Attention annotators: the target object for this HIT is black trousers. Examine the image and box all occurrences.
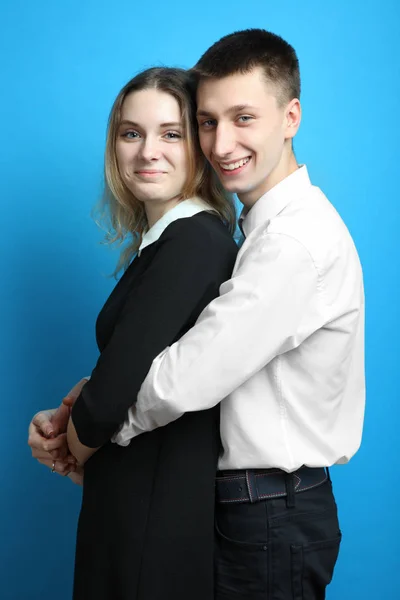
[214,474,341,599]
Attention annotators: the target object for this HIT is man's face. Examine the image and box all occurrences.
[196,67,299,206]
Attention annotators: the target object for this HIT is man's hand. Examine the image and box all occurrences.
[28,378,89,477]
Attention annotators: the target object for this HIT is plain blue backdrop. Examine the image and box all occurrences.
[1,1,399,598]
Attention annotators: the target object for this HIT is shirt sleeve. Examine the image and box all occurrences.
[121,232,324,438]
[71,218,234,447]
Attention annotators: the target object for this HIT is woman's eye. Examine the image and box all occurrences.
[121,131,140,139]
[164,131,182,140]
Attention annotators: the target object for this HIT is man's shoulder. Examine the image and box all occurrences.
[268,186,357,258]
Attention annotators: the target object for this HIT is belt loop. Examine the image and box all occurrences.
[285,473,296,508]
[245,470,259,503]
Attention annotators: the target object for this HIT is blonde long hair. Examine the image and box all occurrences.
[95,67,236,276]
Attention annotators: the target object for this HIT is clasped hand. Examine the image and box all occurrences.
[27,378,88,485]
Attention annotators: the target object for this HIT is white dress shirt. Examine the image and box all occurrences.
[114,166,365,473]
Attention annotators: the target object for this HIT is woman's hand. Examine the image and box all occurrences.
[68,465,84,486]
[28,405,77,475]
[27,377,89,478]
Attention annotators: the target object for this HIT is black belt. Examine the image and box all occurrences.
[216,466,328,504]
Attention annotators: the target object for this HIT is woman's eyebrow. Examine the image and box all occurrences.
[119,120,139,127]
[159,122,183,128]
[118,120,183,128]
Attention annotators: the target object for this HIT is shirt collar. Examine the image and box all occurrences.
[138,197,215,256]
[239,165,312,238]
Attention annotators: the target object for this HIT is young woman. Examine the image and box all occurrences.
[28,67,238,600]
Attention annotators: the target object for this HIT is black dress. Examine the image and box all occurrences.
[71,212,238,600]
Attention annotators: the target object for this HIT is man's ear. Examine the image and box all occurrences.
[285,98,301,140]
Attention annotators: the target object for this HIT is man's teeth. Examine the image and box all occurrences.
[220,157,250,171]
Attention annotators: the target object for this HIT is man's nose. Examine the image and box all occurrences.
[212,124,236,159]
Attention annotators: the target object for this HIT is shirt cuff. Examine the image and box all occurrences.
[111,408,145,446]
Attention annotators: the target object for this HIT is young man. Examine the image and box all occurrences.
[109,29,365,598]
[29,30,365,599]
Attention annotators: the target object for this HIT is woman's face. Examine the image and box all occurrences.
[116,89,189,220]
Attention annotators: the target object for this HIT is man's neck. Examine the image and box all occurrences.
[239,153,299,209]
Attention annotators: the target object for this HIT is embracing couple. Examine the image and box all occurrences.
[28,28,365,600]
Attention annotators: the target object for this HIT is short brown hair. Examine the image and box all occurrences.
[97,67,236,276]
[193,29,300,105]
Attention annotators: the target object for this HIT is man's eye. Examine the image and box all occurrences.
[238,116,253,123]
[200,119,216,129]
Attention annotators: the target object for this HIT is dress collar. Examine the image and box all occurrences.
[138,197,216,256]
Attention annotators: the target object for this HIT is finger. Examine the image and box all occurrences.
[51,404,71,437]
[55,459,76,475]
[62,396,75,408]
[55,460,71,475]
[33,432,69,453]
[67,378,88,400]
[37,458,54,469]
[31,411,56,439]
[33,449,72,466]
[49,445,75,461]
[63,378,89,407]
[68,471,84,485]
[28,416,56,450]
[38,458,74,476]
[28,425,64,453]
[68,464,84,483]
[28,425,48,450]
[67,454,77,463]
[31,448,53,460]
[49,432,69,455]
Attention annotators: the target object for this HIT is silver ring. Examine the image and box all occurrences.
[51,461,56,473]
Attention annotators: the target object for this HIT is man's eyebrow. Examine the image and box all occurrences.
[196,109,214,118]
[196,104,257,118]
[227,104,257,114]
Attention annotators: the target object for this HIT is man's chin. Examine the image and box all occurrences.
[220,180,251,195]
[211,164,255,196]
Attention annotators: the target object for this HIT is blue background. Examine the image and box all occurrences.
[1,1,399,598]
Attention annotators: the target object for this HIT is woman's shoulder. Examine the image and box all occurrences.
[159,212,237,255]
